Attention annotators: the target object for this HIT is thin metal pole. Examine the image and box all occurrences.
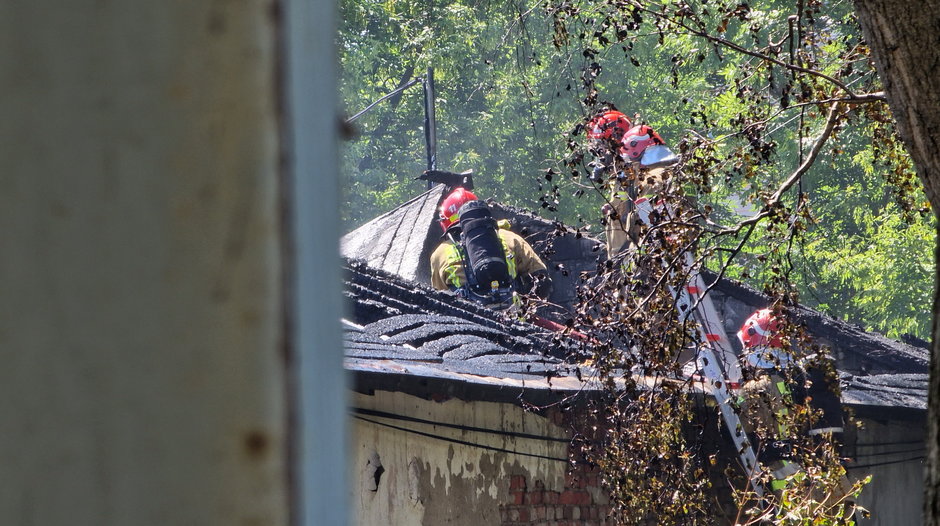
[423,67,437,188]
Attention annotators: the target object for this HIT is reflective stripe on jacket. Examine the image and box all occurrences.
[430,228,545,292]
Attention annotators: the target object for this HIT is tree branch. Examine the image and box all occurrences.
[769,101,842,203]
[630,1,869,99]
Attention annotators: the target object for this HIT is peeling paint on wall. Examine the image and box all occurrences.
[351,391,568,525]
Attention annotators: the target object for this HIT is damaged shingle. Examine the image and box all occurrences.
[341,193,929,414]
[841,373,929,410]
[431,336,507,360]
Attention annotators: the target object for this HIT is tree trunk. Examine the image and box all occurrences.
[853,1,940,524]
[931,221,940,526]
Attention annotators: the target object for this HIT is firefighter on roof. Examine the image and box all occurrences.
[737,308,845,441]
[737,308,854,515]
[585,108,679,257]
[429,187,551,307]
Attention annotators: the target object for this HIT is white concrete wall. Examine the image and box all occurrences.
[350,391,568,525]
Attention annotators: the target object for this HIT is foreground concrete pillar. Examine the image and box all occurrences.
[0,1,343,524]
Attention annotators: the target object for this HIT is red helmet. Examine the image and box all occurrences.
[619,124,667,162]
[587,111,632,141]
[439,187,478,231]
[737,308,784,349]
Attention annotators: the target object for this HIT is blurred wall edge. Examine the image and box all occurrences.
[0,0,344,525]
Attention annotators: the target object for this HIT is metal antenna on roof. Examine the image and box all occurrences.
[423,67,437,189]
[345,77,422,124]
[343,66,438,189]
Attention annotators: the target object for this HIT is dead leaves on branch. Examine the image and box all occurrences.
[545,1,883,524]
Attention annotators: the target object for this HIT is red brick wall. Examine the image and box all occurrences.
[499,468,613,526]
[496,407,614,525]
[499,468,612,526]
[498,403,744,526]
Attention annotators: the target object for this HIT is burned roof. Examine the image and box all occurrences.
[841,373,928,414]
[709,273,929,375]
[343,260,586,405]
[340,186,446,283]
[341,189,929,415]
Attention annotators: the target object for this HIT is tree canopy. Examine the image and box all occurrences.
[338,0,932,342]
[338,2,934,522]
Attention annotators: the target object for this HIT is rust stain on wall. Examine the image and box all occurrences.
[243,429,270,461]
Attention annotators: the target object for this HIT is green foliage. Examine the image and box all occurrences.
[709,112,934,340]
[801,203,933,339]
[339,1,931,520]
[548,1,914,523]
[338,0,600,229]
[571,0,931,340]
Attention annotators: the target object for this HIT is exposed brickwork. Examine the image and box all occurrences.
[500,438,614,526]
[497,402,746,526]
[499,468,613,526]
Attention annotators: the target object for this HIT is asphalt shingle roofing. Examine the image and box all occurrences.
[343,260,590,404]
[341,189,929,414]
